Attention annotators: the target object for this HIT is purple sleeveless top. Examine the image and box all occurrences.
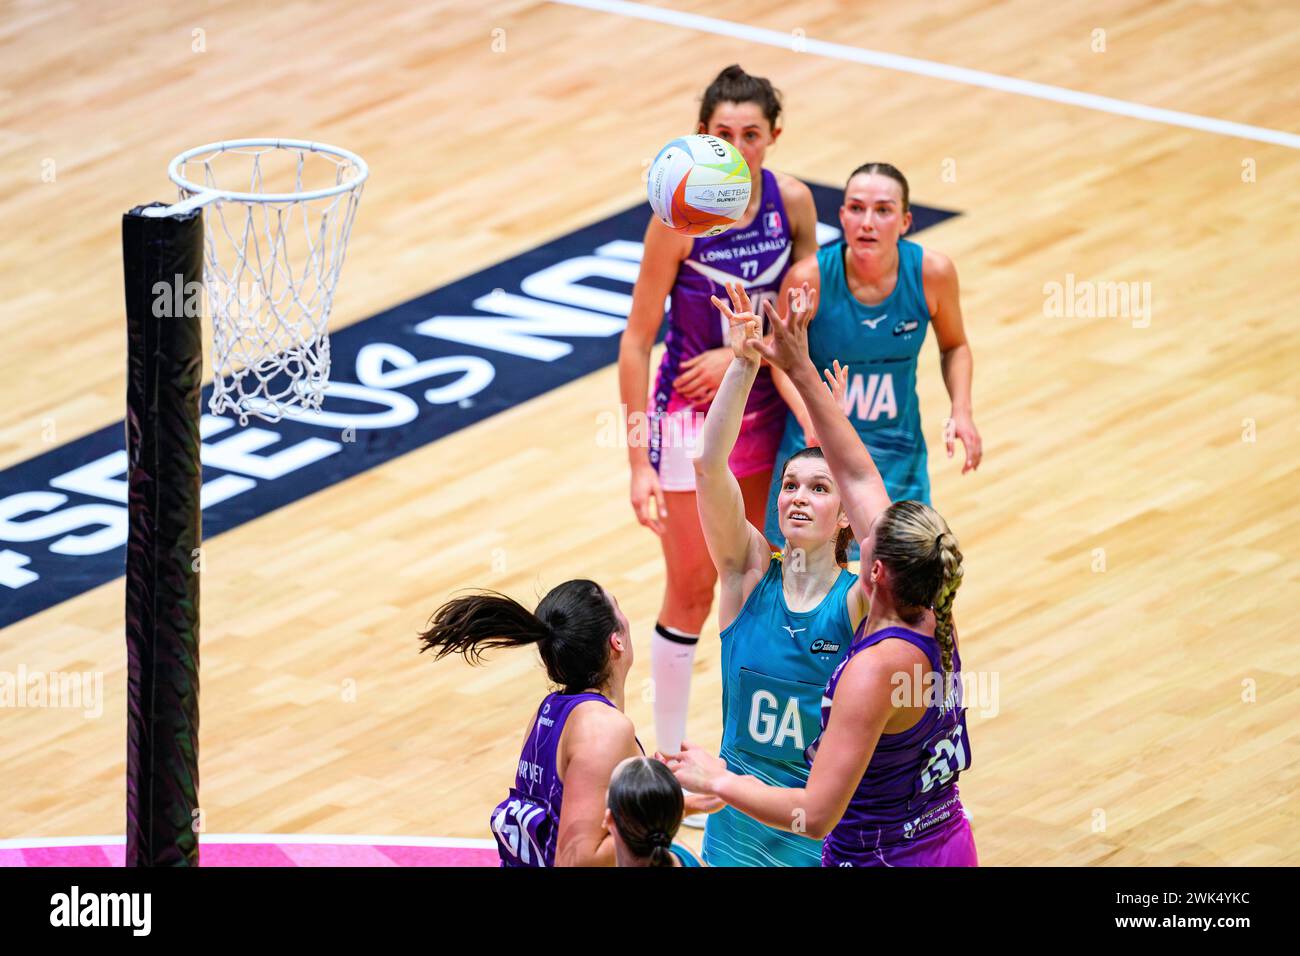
[649,167,792,467]
[809,623,972,861]
[491,691,640,867]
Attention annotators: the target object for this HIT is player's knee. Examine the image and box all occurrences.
[664,578,714,626]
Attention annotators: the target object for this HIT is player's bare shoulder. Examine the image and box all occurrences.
[921,246,956,277]
[920,247,958,314]
[772,169,814,211]
[643,212,694,261]
[569,698,636,747]
[785,248,822,289]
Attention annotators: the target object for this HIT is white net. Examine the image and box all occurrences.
[171,140,367,424]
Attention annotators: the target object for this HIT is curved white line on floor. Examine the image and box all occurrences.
[552,0,1300,149]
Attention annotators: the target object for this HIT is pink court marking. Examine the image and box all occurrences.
[2,837,498,868]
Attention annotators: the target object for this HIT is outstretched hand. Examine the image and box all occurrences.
[710,282,763,363]
[802,360,850,447]
[657,741,729,797]
[824,359,849,413]
[747,283,818,375]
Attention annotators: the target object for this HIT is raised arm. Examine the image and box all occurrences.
[751,286,891,545]
[693,283,773,627]
[764,254,822,441]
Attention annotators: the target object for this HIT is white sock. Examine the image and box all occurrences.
[652,622,699,755]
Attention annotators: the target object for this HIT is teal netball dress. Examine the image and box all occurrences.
[702,552,857,866]
[764,238,933,557]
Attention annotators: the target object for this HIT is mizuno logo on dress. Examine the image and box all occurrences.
[782,625,806,639]
[861,314,887,329]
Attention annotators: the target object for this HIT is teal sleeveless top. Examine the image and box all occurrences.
[669,842,702,867]
[764,238,932,557]
[702,553,858,866]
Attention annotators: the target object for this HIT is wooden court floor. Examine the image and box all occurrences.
[1,0,1297,864]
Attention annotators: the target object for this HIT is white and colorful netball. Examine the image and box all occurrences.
[646,134,752,237]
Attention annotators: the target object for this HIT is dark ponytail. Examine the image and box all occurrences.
[607,757,684,868]
[699,64,782,129]
[419,579,620,695]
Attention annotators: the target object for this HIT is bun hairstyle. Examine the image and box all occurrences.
[869,501,964,695]
[419,579,620,695]
[779,447,854,565]
[699,64,783,129]
[845,162,910,213]
[607,757,685,868]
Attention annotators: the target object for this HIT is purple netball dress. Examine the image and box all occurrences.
[809,624,978,867]
[649,167,792,491]
[491,691,640,867]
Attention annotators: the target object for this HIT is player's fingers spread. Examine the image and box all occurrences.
[798,286,818,325]
[710,294,734,322]
[725,281,743,311]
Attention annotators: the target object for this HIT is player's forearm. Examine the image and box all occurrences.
[940,342,973,415]
[714,771,823,837]
[557,830,617,868]
[770,364,812,433]
[695,356,759,472]
[788,360,882,488]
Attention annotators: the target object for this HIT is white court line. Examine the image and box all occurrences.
[0,834,497,850]
[552,0,1300,150]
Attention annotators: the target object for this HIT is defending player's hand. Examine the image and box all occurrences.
[824,359,849,413]
[748,283,817,374]
[797,361,847,449]
[710,281,762,364]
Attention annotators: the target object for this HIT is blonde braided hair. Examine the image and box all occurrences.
[871,501,964,698]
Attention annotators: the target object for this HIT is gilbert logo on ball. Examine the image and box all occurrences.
[647,134,752,237]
